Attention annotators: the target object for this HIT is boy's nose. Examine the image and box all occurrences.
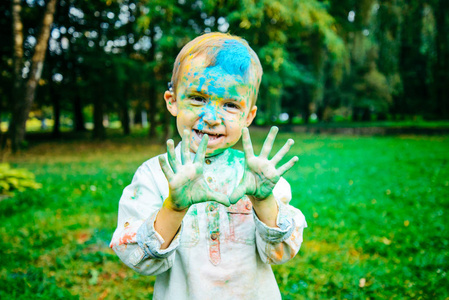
[202,109,220,126]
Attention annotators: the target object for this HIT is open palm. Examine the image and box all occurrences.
[230,127,298,204]
[159,130,230,211]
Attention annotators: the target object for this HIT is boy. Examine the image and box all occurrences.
[110,32,307,299]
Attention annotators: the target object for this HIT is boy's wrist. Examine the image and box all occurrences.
[249,193,279,228]
[247,189,275,202]
[163,194,189,213]
[248,192,276,205]
[155,202,187,250]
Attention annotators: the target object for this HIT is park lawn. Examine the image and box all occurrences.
[1,131,448,299]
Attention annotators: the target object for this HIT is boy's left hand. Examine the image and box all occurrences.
[230,126,298,204]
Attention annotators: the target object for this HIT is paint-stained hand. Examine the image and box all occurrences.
[230,126,298,204]
[159,129,231,211]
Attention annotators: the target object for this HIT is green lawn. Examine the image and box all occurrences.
[1,130,448,299]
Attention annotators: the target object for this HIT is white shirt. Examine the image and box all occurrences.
[110,146,307,300]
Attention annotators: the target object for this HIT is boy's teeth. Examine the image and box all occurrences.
[194,129,221,140]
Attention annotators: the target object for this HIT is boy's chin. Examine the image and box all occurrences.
[191,143,226,157]
[205,148,226,157]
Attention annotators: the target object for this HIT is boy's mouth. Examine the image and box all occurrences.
[193,129,224,141]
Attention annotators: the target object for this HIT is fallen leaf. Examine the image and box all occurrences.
[382,237,392,245]
[359,278,366,288]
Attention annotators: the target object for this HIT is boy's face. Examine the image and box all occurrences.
[165,56,258,156]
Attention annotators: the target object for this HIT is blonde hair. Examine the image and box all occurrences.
[170,32,263,106]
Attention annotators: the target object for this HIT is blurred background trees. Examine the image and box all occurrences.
[1,0,448,150]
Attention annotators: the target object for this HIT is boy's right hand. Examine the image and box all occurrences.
[158,129,231,211]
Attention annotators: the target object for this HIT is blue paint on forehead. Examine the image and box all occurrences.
[214,40,251,77]
[207,85,226,97]
[197,77,206,91]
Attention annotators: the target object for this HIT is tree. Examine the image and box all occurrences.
[226,0,345,123]
[0,1,13,146]
[10,0,58,151]
[432,0,449,118]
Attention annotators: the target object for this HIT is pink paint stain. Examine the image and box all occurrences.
[110,228,138,248]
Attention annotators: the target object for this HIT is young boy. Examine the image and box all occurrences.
[110,32,307,299]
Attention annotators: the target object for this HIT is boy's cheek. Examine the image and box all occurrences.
[177,107,199,119]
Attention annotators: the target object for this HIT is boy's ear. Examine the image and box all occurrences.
[245,105,258,127]
[164,90,178,117]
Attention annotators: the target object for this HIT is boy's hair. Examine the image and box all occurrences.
[170,32,263,106]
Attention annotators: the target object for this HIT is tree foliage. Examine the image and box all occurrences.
[2,0,449,145]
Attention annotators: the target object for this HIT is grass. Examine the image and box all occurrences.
[1,129,448,299]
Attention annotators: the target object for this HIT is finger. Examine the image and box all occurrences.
[229,183,248,204]
[277,156,299,176]
[196,188,231,207]
[194,134,209,163]
[242,127,255,160]
[166,139,178,173]
[181,129,192,164]
[260,126,278,158]
[158,155,174,181]
[210,191,231,207]
[271,138,294,166]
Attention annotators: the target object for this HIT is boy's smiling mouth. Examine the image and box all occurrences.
[193,129,224,141]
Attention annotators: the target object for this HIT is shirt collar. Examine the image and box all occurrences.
[174,143,231,165]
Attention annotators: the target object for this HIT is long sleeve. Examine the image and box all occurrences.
[253,177,307,265]
[110,155,180,275]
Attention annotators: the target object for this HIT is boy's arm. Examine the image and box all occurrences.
[230,126,298,228]
[229,126,307,264]
[248,194,279,228]
[253,178,307,265]
[110,159,181,276]
[153,197,187,249]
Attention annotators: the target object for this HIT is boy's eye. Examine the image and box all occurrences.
[189,96,207,104]
[224,102,240,111]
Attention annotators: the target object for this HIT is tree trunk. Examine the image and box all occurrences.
[9,0,58,152]
[51,82,60,138]
[134,107,142,126]
[73,93,86,132]
[148,85,157,138]
[302,101,311,124]
[92,90,105,139]
[120,107,131,135]
[120,85,131,135]
[310,31,327,121]
[399,2,426,116]
[434,0,449,119]
[10,0,25,151]
[148,25,158,139]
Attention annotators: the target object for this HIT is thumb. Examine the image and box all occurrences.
[207,189,231,207]
[230,183,248,205]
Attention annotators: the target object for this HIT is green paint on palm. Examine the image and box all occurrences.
[159,129,231,211]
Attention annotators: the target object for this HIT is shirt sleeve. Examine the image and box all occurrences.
[253,177,307,265]
[110,155,181,275]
